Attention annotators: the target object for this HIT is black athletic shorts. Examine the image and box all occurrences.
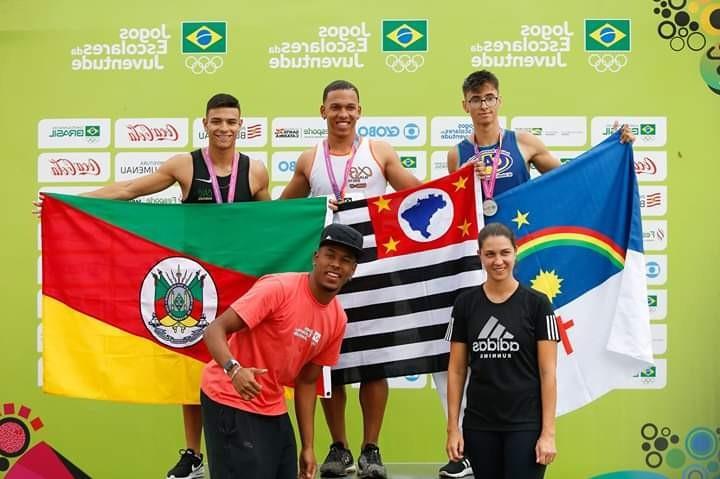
[201,390,297,479]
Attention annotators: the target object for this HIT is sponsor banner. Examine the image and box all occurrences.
[356,117,426,147]
[537,150,586,178]
[39,186,99,196]
[633,150,667,182]
[396,151,427,180]
[248,151,268,169]
[272,117,326,147]
[590,116,667,147]
[70,24,170,72]
[38,153,111,182]
[642,220,667,251]
[651,324,667,355]
[115,152,176,180]
[619,358,667,390]
[430,116,507,147]
[271,151,302,182]
[270,184,286,200]
[192,117,268,148]
[430,151,449,179]
[38,119,111,148]
[115,118,188,148]
[267,22,370,70]
[389,374,428,389]
[510,116,587,147]
[639,185,667,217]
[647,289,667,320]
[469,21,574,69]
[645,254,667,286]
[132,185,183,204]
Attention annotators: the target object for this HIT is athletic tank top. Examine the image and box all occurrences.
[456,130,530,196]
[308,137,386,200]
[183,149,253,203]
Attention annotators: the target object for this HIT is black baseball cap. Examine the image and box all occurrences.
[319,224,364,259]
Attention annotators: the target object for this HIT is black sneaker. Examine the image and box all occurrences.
[166,449,204,479]
[320,442,355,477]
[439,457,473,477]
[357,443,387,479]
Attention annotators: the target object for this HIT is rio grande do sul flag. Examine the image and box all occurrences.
[493,130,654,415]
[40,194,328,404]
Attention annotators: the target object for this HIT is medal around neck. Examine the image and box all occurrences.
[483,198,498,216]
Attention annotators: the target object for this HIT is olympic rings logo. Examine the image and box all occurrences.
[587,54,628,73]
[385,54,425,73]
[184,56,224,75]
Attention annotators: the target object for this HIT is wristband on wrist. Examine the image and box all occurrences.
[223,358,240,376]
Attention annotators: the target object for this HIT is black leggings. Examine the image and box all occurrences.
[464,429,547,479]
[201,391,297,479]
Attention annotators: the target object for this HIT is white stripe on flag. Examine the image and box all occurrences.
[336,339,451,369]
[340,270,483,309]
[353,240,480,276]
[336,205,371,225]
[343,307,453,339]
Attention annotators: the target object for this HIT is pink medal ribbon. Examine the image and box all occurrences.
[473,129,504,216]
[322,136,361,202]
[201,148,239,204]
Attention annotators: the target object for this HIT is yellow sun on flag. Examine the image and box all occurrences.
[530,269,563,303]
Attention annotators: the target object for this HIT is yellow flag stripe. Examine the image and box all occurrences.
[43,296,205,405]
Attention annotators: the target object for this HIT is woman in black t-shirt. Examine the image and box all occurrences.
[445,223,560,479]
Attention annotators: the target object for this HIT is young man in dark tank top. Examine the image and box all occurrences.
[44,93,269,479]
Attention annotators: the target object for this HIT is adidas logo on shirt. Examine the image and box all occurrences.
[472,316,520,357]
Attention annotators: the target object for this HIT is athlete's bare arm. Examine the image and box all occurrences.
[84,153,193,200]
[280,149,314,199]
[371,140,422,192]
[249,159,271,201]
[516,131,561,174]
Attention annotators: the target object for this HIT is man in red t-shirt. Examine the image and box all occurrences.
[201,223,364,479]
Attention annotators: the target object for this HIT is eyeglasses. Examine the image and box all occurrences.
[467,95,499,108]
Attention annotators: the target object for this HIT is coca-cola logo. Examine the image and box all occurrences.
[126,123,180,142]
[635,157,657,175]
[49,157,102,176]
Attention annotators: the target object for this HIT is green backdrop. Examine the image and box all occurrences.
[2,0,719,477]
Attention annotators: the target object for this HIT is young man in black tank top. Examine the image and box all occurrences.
[36,94,269,479]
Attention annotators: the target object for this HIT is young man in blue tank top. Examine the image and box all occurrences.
[281,80,421,479]
[438,70,635,478]
[36,94,270,479]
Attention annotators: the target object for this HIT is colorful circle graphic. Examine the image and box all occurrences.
[685,427,718,460]
[0,417,31,457]
[682,463,706,479]
[667,448,687,468]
